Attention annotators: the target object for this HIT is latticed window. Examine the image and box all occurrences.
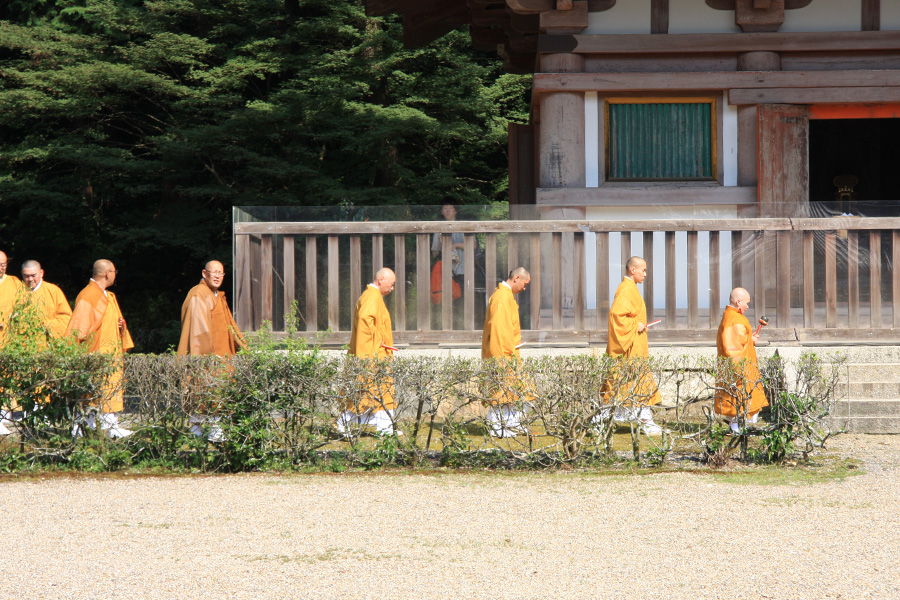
[606,99,716,181]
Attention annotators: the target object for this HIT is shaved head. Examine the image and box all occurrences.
[21,260,43,290]
[729,287,750,306]
[373,268,396,295]
[625,256,645,271]
[506,266,531,294]
[92,259,114,277]
[508,267,530,280]
[625,256,647,284]
[0,251,8,276]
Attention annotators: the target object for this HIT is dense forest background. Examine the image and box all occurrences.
[0,0,531,351]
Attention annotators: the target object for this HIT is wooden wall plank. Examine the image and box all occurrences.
[261,235,274,326]
[665,231,676,328]
[848,232,859,329]
[825,231,837,328]
[416,234,431,331]
[803,231,815,328]
[730,87,900,105]
[574,233,585,330]
[758,104,809,218]
[328,236,340,331]
[709,231,720,328]
[687,231,698,329]
[284,235,295,330]
[530,234,541,330]
[394,234,406,332]
[552,232,563,329]
[870,231,882,328]
[596,232,610,330]
[305,236,317,332]
[537,185,758,207]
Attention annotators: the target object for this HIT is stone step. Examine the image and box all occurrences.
[835,381,900,399]
[832,399,900,418]
[830,416,900,434]
[845,363,900,382]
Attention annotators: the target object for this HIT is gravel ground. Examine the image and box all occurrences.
[3,434,899,600]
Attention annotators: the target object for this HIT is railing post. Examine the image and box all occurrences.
[848,231,859,329]
[643,232,654,324]
[776,231,790,328]
[596,232,609,331]
[235,233,252,332]
[574,233,585,331]
[870,231,882,328]
[416,234,430,331]
[552,232,562,330]
[328,236,340,331]
[261,234,273,326]
[825,231,837,328]
[394,234,406,332]
[709,230,720,328]
[665,231,676,328]
[284,235,295,330]
[305,236,317,332]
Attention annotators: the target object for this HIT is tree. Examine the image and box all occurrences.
[0,0,530,350]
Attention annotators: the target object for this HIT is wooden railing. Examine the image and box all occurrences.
[233,218,900,346]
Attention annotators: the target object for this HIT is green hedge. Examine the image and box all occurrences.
[0,338,847,472]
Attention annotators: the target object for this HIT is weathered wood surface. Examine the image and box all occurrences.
[537,31,900,55]
[730,87,900,105]
[532,71,900,93]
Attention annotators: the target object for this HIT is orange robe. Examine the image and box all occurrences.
[0,274,23,347]
[30,281,72,340]
[604,277,661,406]
[347,284,395,413]
[177,282,245,356]
[482,283,520,360]
[481,283,530,406]
[715,305,768,418]
[67,281,135,413]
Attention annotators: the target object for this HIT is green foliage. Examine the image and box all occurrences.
[0,1,530,351]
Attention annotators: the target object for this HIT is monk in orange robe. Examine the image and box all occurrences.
[603,256,663,435]
[715,287,768,434]
[0,251,23,433]
[178,260,246,441]
[481,267,531,438]
[21,260,72,341]
[67,260,134,438]
[337,268,399,436]
[0,251,23,348]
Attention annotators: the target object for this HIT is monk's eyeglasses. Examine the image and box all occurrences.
[206,271,225,276]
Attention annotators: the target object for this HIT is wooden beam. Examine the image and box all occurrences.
[533,70,900,94]
[235,217,900,236]
[730,87,900,105]
[537,185,758,206]
[261,235,273,325]
[537,31,900,55]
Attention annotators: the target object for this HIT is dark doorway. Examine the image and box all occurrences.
[809,118,900,215]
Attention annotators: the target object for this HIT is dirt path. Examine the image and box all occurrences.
[4,434,899,600]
